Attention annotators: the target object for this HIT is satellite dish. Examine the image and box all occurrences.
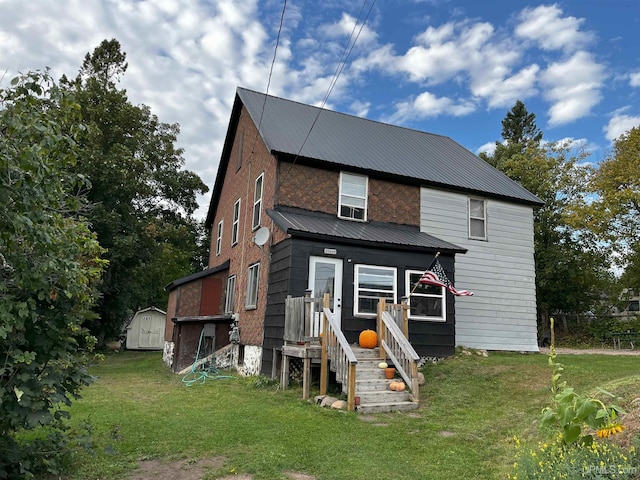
[253,227,270,247]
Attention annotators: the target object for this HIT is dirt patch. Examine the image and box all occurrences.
[127,457,226,480]
[125,458,318,480]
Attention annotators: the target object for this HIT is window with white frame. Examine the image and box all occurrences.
[405,270,445,321]
[232,198,241,245]
[338,172,368,221]
[225,275,236,313]
[354,264,396,316]
[469,198,487,240]
[215,220,223,256]
[252,173,264,230]
[246,262,260,309]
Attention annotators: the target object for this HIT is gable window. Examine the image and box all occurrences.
[246,262,260,309]
[406,270,445,321]
[232,198,241,245]
[469,198,487,240]
[225,275,236,314]
[354,264,396,316]
[215,220,223,256]
[339,172,368,221]
[252,173,263,230]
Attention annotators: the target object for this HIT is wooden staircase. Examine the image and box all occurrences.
[348,346,419,414]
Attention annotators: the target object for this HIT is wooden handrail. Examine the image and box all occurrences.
[377,298,421,402]
[320,294,358,411]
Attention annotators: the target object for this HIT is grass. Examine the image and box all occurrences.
[62,350,640,480]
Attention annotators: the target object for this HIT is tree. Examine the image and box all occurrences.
[499,141,608,325]
[0,72,106,477]
[61,39,209,342]
[482,100,543,170]
[576,126,640,265]
[481,102,611,327]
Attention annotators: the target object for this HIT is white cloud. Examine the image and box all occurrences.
[321,12,378,46]
[389,91,476,123]
[630,71,640,87]
[604,114,640,142]
[541,51,606,126]
[515,4,593,52]
[476,142,497,156]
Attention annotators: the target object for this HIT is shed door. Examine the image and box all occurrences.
[139,314,163,348]
[308,256,343,333]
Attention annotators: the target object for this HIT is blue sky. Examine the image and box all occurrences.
[1,0,638,218]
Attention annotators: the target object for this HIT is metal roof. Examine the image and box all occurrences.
[238,87,543,206]
[267,207,466,253]
[164,260,230,291]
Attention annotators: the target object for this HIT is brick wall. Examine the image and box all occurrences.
[277,163,420,225]
[208,106,277,346]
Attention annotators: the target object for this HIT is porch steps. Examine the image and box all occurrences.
[349,346,419,414]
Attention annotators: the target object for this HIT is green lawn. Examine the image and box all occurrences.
[65,350,639,479]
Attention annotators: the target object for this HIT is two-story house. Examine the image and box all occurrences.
[164,87,543,377]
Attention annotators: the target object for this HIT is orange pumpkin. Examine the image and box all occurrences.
[358,329,378,349]
[390,381,406,391]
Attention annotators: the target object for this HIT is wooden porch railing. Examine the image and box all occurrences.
[377,298,420,402]
[284,290,323,343]
[320,294,358,411]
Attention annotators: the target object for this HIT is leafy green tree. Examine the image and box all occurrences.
[61,39,208,342]
[0,71,106,478]
[574,127,640,292]
[500,141,609,325]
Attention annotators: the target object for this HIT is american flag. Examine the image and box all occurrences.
[419,259,473,297]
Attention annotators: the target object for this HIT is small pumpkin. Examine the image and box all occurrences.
[389,381,406,391]
[358,329,378,349]
[378,362,388,369]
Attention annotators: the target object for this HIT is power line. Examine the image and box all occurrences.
[275,0,377,193]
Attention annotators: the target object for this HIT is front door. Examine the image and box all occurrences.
[308,256,343,333]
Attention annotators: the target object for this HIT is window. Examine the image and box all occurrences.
[405,270,445,321]
[225,275,236,314]
[252,173,263,230]
[469,198,487,240]
[235,130,244,172]
[339,172,367,221]
[246,262,260,309]
[232,198,241,245]
[215,220,223,256]
[354,264,396,316]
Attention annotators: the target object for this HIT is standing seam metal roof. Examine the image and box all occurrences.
[267,207,466,253]
[237,87,543,206]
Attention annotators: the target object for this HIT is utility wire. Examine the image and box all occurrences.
[250,0,287,157]
[275,0,377,193]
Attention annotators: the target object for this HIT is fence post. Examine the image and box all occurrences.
[320,293,330,395]
[377,297,386,360]
[401,296,409,338]
[304,289,312,338]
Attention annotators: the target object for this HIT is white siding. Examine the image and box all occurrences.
[421,187,539,352]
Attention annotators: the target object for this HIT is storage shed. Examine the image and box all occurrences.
[125,307,167,350]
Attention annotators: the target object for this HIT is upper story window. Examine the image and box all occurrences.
[225,275,236,314]
[246,262,260,309]
[354,264,396,316]
[252,173,264,230]
[469,198,487,240]
[215,220,223,256]
[232,198,241,246]
[405,270,445,321]
[339,172,368,221]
